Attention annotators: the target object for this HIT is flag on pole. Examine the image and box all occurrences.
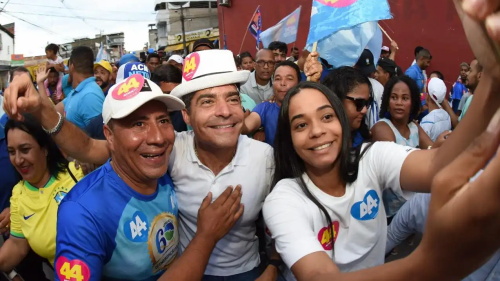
[306,0,392,68]
[248,7,262,50]
[260,6,301,48]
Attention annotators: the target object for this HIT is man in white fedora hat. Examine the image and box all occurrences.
[3,49,279,280]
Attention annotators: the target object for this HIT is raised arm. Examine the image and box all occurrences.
[241,112,262,135]
[3,72,109,164]
[399,0,500,192]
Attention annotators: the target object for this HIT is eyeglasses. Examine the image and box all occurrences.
[345,96,373,112]
[255,60,275,67]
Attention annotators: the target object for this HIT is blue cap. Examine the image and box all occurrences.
[118,54,140,67]
[116,62,150,82]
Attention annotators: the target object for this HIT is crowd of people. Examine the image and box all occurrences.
[0,0,500,280]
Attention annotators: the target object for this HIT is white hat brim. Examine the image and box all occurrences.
[171,71,250,99]
[110,94,185,122]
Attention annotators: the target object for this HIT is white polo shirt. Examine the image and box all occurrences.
[169,131,274,276]
[263,142,415,280]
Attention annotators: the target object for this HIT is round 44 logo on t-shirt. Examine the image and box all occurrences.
[351,190,380,221]
[317,221,340,250]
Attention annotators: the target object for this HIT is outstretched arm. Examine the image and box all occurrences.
[3,72,109,164]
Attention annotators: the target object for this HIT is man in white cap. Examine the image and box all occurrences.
[2,72,243,281]
[3,49,279,280]
[421,77,451,141]
[167,55,184,71]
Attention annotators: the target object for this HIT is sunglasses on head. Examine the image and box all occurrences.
[345,96,373,112]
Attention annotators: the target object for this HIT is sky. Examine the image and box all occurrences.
[0,0,157,56]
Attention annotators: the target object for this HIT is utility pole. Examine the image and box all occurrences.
[180,5,187,56]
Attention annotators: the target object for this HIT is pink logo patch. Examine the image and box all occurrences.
[316,0,358,8]
[182,52,200,81]
[317,221,340,250]
[55,256,91,281]
[112,74,145,100]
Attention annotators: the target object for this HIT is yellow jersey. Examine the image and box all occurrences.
[10,162,84,265]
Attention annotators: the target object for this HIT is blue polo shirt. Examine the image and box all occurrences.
[451,81,468,100]
[253,101,280,146]
[63,77,104,129]
[405,64,425,93]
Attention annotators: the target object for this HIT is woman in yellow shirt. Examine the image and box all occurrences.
[0,114,84,272]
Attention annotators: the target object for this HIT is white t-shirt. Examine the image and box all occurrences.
[169,131,274,276]
[263,142,416,280]
[420,109,451,141]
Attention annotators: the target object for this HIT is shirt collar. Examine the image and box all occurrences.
[74,77,97,93]
[250,71,271,89]
[188,134,249,167]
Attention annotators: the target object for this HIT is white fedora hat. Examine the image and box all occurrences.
[170,49,250,98]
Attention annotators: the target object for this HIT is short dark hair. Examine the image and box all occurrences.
[48,67,59,75]
[474,59,483,72]
[268,41,288,55]
[274,60,301,82]
[147,53,161,62]
[414,46,424,57]
[239,51,254,61]
[4,114,69,179]
[379,75,421,123]
[9,67,29,82]
[416,49,432,60]
[430,70,444,81]
[69,46,94,75]
[151,65,182,84]
[45,43,59,54]
[181,92,196,112]
[321,66,372,140]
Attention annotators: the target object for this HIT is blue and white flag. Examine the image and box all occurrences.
[306,0,391,68]
[260,6,301,48]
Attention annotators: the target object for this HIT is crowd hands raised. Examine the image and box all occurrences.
[0,0,500,280]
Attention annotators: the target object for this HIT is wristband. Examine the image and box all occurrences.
[8,269,18,279]
[42,112,64,136]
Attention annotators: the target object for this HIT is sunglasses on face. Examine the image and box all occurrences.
[345,96,373,112]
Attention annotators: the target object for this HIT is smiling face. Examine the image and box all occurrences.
[7,128,50,187]
[389,81,413,122]
[343,83,370,131]
[289,88,343,175]
[104,101,174,185]
[273,65,299,105]
[182,85,244,150]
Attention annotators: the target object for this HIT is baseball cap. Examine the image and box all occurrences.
[377,57,398,77]
[94,60,112,74]
[381,46,390,52]
[118,54,140,67]
[168,55,183,64]
[428,77,447,107]
[192,38,214,52]
[355,49,376,77]
[116,62,151,83]
[170,49,250,98]
[102,74,185,124]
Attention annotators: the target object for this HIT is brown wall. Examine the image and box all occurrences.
[218,0,474,89]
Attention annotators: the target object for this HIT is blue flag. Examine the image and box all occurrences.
[260,6,301,48]
[305,0,391,68]
[248,8,262,50]
[306,0,392,45]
